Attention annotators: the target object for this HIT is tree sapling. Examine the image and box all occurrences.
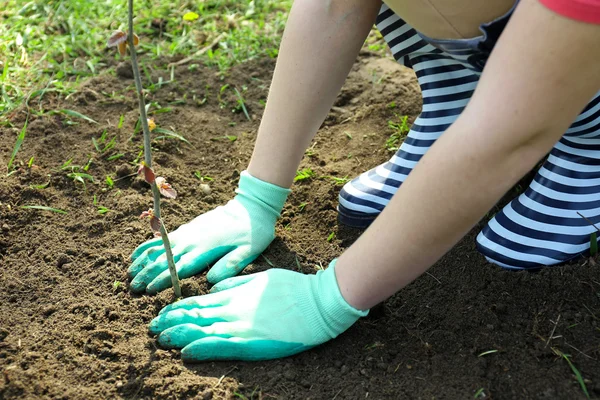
[108,0,181,297]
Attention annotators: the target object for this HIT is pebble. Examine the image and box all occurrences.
[340,365,349,374]
[56,254,72,268]
[201,390,213,400]
[199,184,211,195]
[2,224,9,232]
[0,329,8,341]
[115,381,123,388]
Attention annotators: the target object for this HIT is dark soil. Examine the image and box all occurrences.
[1,51,599,400]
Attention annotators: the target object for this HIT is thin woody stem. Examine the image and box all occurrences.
[128,0,181,298]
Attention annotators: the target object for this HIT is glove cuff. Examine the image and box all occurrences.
[313,259,369,339]
[236,171,291,218]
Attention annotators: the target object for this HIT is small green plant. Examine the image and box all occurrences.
[105,175,115,189]
[194,172,214,182]
[298,202,308,212]
[294,168,314,182]
[107,5,181,297]
[553,348,590,399]
[327,232,335,242]
[328,176,350,185]
[113,281,123,290]
[97,206,111,215]
[233,87,250,121]
[7,120,27,173]
[21,205,67,214]
[385,114,410,152]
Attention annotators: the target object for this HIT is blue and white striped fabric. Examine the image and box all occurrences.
[338,3,600,269]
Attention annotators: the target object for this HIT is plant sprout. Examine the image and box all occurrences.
[108,0,181,297]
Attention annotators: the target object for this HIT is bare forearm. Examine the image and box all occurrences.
[248,0,381,187]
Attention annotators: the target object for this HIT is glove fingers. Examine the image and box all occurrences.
[130,252,181,293]
[209,274,257,293]
[158,291,233,315]
[149,308,227,335]
[130,237,163,260]
[128,246,164,279]
[145,246,235,294]
[206,246,257,284]
[181,337,308,362]
[156,323,230,349]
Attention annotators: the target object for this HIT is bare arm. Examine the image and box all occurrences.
[335,0,600,310]
[248,0,382,188]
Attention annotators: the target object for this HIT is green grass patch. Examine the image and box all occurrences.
[1,0,291,119]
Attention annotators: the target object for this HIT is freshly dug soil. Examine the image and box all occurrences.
[1,51,599,400]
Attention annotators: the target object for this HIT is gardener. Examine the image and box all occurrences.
[128,0,600,361]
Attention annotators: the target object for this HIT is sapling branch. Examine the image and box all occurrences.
[126,0,181,298]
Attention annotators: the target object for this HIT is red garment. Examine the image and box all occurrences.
[540,0,600,24]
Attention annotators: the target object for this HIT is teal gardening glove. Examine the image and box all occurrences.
[128,171,290,293]
[149,260,369,361]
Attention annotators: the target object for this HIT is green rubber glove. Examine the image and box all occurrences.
[128,171,290,293]
[148,260,369,361]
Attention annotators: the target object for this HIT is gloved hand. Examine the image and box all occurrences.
[148,260,369,361]
[128,171,290,293]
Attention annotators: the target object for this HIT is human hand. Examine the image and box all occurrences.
[128,171,290,293]
[148,260,369,361]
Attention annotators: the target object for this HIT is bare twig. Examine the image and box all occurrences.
[545,314,561,348]
[128,0,181,298]
[577,212,600,232]
[168,33,225,68]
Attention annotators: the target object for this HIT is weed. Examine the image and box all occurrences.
[113,281,123,290]
[58,109,98,124]
[105,176,115,189]
[294,168,315,182]
[194,172,214,182]
[21,205,67,214]
[7,120,27,173]
[97,206,111,215]
[552,348,590,399]
[328,176,350,185]
[298,202,308,212]
[386,115,411,152]
[233,87,250,121]
[327,232,335,242]
[477,350,498,357]
[473,388,486,398]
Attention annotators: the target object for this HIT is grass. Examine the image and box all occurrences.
[294,168,315,182]
[1,0,292,121]
[552,348,590,399]
[21,205,67,214]
[385,114,411,152]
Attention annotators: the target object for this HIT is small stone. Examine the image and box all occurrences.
[340,365,349,374]
[42,305,57,317]
[2,224,9,232]
[360,368,368,376]
[0,329,8,341]
[115,381,123,388]
[376,362,387,371]
[56,254,72,268]
[108,311,120,321]
[116,164,132,178]
[116,62,134,79]
[55,351,64,359]
[201,390,213,400]
[199,184,211,195]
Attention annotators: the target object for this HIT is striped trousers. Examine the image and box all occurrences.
[338,4,600,269]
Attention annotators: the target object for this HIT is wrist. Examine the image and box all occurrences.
[310,260,369,339]
[235,170,291,218]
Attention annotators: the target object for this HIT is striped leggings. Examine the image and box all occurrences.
[338,4,600,269]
